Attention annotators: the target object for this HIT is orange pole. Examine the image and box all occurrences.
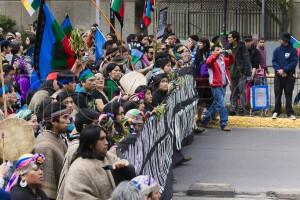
[90,0,121,40]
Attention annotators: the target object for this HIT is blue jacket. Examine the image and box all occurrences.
[272,44,298,74]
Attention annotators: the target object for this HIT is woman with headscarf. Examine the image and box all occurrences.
[7,153,48,200]
[16,109,39,136]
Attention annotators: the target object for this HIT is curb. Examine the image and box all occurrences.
[186,183,235,198]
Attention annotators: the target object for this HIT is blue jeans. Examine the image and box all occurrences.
[201,86,228,128]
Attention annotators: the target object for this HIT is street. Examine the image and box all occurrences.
[173,128,300,199]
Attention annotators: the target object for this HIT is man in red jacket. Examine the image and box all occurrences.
[200,46,233,131]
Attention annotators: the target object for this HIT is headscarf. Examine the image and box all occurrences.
[6,153,45,192]
[79,68,95,82]
[16,109,33,121]
[131,175,159,197]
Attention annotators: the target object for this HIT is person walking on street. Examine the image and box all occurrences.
[272,33,298,120]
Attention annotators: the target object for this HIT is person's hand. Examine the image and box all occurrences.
[277,69,284,75]
[122,94,130,101]
[112,159,129,169]
[0,163,8,177]
[108,145,117,156]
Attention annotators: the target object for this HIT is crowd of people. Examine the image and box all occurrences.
[0,20,299,200]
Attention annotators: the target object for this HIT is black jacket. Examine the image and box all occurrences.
[10,185,48,200]
[248,45,261,69]
[227,41,252,77]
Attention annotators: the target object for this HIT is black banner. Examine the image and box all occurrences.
[123,67,198,199]
[157,7,168,39]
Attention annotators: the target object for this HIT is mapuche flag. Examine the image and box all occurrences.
[34,3,75,79]
[61,14,73,38]
[143,0,155,27]
[21,0,41,16]
[290,36,300,56]
[111,0,124,27]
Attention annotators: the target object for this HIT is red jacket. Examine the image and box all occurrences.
[206,53,233,87]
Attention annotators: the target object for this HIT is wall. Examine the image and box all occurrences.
[0,0,136,40]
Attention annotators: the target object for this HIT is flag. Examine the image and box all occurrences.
[111,0,124,27]
[143,0,155,27]
[131,48,143,65]
[290,36,300,56]
[21,0,41,16]
[34,3,75,79]
[61,14,73,37]
[95,27,107,61]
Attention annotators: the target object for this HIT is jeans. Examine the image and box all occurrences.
[201,86,228,128]
[273,74,295,115]
[230,75,246,112]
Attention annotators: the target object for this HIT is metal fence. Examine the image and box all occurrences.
[157,0,283,40]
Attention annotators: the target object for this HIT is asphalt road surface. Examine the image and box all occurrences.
[174,128,300,195]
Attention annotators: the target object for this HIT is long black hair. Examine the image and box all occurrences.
[77,125,107,159]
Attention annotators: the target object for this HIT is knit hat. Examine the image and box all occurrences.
[125,109,144,124]
[6,153,45,192]
[131,175,159,197]
[281,32,291,42]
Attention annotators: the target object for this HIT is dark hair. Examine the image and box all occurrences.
[199,37,210,53]
[212,35,220,44]
[211,44,222,52]
[189,35,199,42]
[104,101,122,119]
[10,42,21,55]
[78,125,106,159]
[75,108,100,132]
[123,101,139,114]
[126,34,136,43]
[229,31,240,41]
[3,65,14,75]
[0,40,10,51]
[36,98,53,123]
[135,85,151,93]
[107,33,118,43]
[103,40,117,50]
[42,102,67,130]
[40,80,57,96]
[56,91,71,103]
[144,46,153,53]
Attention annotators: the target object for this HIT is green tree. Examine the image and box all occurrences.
[0,15,16,33]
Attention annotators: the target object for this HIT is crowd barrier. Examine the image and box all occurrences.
[122,67,198,200]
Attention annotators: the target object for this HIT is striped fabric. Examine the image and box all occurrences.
[21,0,41,16]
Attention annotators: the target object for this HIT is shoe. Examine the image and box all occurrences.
[193,126,206,134]
[272,112,278,119]
[222,126,231,132]
[288,115,296,120]
[229,111,237,116]
[238,109,245,116]
[182,156,192,163]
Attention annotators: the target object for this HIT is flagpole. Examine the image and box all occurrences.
[90,0,121,40]
[153,0,157,59]
[0,56,7,117]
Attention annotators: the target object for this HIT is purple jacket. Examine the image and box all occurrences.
[18,75,30,102]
